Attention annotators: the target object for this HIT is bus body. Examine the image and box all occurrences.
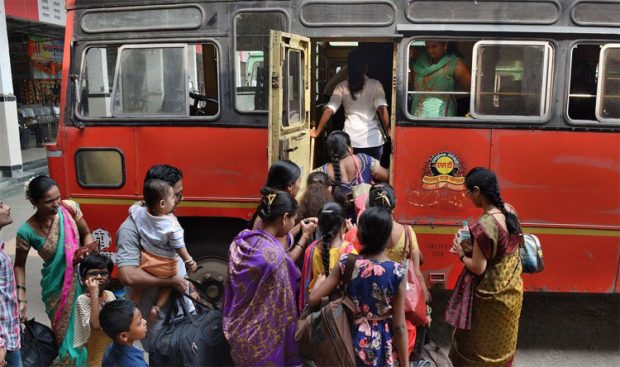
[50,0,620,301]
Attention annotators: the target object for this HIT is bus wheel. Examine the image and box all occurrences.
[189,255,228,306]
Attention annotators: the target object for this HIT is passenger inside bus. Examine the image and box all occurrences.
[408,41,471,118]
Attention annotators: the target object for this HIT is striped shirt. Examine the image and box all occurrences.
[0,241,20,351]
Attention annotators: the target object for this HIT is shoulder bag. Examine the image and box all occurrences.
[402,225,427,326]
[520,233,544,273]
[295,254,358,366]
[350,155,372,217]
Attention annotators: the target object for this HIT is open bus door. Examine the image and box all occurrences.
[268,31,313,189]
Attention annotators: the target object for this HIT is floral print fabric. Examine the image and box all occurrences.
[339,254,406,366]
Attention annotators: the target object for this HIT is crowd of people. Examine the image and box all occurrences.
[0,150,524,366]
[0,46,521,367]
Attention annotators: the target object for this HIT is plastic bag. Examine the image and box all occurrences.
[20,319,58,367]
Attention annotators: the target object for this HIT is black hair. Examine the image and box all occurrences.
[368,183,397,213]
[265,160,301,191]
[143,178,172,210]
[326,131,352,211]
[26,175,58,203]
[357,207,393,256]
[465,167,521,236]
[256,187,298,224]
[100,300,137,340]
[318,202,345,275]
[79,253,113,279]
[145,164,183,186]
[347,50,367,101]
[298,172,333,220]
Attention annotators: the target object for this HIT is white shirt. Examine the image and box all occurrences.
[326,77,388,148]
[129,204,185,259]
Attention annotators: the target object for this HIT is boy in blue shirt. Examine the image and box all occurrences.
[100,300,148,367]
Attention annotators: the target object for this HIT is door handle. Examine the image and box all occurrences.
[292,132,306,141]
[285,146,299,153]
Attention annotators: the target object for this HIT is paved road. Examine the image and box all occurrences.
[2,190,619,366]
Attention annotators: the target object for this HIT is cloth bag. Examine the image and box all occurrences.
[21,319,58,367]
[402,226,427,325]
[295,254,358,366]
[444,268,479,330]
[520,233,544,273]
[350,155,371,216]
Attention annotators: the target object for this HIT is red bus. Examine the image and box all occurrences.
[49,0,620,302]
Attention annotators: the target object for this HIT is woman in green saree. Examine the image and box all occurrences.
[448,168,523,366]
[14,176,95,366]
[409,41,471,117]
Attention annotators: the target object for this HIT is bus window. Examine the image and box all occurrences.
[234,11,287,112]
[596,45,620,123]
[282,49,304,127]
[567,44,599,121]
[472,41,553,121]
[79,42,219,119]
[407,40,473,119]
[112,45,187,116]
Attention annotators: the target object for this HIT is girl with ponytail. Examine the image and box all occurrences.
[448,167,523,366]
[298,202,356,312]
[310,49,391,162]
[314,131,389,220]
[224,188,303,365]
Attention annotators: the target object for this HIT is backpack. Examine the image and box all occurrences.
[295,254,358,366]
[149,293,233,367]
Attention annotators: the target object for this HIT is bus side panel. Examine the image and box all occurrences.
[135,127,268,200]
[392,126,492,223]
[491,130,620,292]
[490,130,620,227]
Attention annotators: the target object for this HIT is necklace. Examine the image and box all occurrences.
[35,213,54,239]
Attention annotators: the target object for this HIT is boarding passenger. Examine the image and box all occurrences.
[310,207,409,367]
[448,167,523,366]
[298,171,333,222]
[223,188,302,365]
[115,164,193,353]
[311,49,390,161]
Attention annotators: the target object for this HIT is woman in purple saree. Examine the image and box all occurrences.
[223,188,302,366]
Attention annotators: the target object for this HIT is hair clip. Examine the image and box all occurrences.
[266,193,277,206]
[376,192,391,207]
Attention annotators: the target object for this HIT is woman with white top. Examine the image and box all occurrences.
[311,49,390,161]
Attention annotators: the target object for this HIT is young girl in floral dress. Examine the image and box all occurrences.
[309,207,409,366]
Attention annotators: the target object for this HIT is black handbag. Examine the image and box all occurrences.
[149,293,233,367]
[20,319,58,367]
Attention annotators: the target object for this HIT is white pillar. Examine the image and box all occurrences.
[0,1,23,177]
[86,48,111,116]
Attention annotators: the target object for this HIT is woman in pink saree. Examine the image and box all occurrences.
[14,176,95,366]
[223,188,302,366]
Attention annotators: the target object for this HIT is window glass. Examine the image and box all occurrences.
[407,40,473,118]
[80,43,218,119]
[472,42,552,119]
[597,46,620,122]
[234,12,287,112]
[112,46,186,116]
[568,44,600,121]
[282,49,304,127]
[75,149,124,187]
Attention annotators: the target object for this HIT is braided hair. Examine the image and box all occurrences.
[326,131,352,211]
[318,202,345,275]
[254,187,298,225]
[368,183,397,213]
[465,167,521,236]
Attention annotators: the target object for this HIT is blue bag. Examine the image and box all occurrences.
[520,233,544,273]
